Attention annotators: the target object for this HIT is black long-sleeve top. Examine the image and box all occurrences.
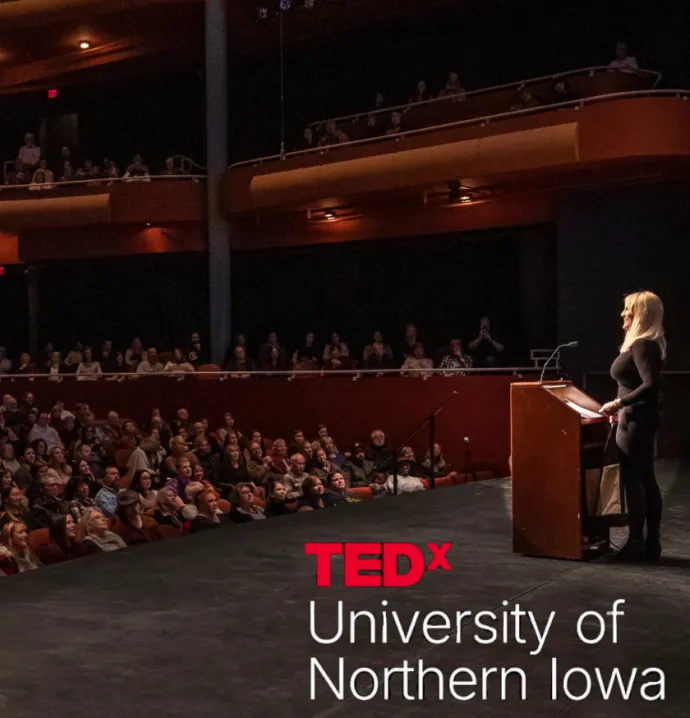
[610,339,663,410]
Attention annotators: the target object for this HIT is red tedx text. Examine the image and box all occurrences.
[305,542,453,587]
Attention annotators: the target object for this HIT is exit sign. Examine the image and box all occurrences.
[48,88,58,99]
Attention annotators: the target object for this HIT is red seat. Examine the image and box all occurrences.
[217,499,231,513]
[347,487,372,501]
[27,528,50,551]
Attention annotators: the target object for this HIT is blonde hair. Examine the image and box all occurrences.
[621,291,666,359]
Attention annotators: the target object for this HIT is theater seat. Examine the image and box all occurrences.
[253,486,266,502]
[347,487,372,500]
[197,363,222,378]
[217,499,231,513]
[27,528,50,551]
[119,473,132,489]
[157,524,182,540]
[115,449,133,469]
[433,476,455,489]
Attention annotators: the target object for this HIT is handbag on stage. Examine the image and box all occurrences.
[585,424,627,524]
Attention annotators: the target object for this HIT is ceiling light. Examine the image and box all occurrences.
[325,211,336,220]
[459,194,472,203]
[79,41,91,50]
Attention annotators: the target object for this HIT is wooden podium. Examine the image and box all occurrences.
[511,381,618,560]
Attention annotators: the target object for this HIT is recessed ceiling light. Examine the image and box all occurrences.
[79,41,91,50]
[325,211,336,220]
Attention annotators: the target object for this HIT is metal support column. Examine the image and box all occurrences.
[205,0,231,363]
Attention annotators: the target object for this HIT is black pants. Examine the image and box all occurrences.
[616,408,662,543]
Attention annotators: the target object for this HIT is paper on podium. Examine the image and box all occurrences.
[565,400,602,419]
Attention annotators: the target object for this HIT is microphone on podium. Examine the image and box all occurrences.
[540,341,579,383]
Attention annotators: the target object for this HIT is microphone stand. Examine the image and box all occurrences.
[539,341,579,383]
[364,391,460,495]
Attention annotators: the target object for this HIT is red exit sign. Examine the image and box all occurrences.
[48,88,58,99]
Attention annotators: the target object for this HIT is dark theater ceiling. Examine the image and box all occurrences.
[0,0,466,93]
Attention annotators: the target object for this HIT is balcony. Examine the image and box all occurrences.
[222,67,690,247]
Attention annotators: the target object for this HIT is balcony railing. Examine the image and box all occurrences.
[0,366,543,383]
[230,66,672,169]
[0,173,207,199]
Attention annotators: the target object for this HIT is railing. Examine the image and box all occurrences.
[0,173,206,196]
[230,70,675,170]
[0,366,543,382]
[312,65,661,128]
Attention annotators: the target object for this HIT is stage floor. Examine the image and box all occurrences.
[2,460,689,717]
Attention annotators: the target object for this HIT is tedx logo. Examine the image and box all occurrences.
[305,542,453,587]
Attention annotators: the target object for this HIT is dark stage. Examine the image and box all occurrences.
[2,460,689,717]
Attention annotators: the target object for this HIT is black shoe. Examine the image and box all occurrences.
[613,539,646,561]
[646,539,662,562]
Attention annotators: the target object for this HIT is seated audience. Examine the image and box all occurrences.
[385,110,404,135]
[79,508,127,553]
[164,348,195,374]
[166,457,194,502]
[76,347,102,380]
[409,79,431,104]
[270,438,290,476]
[136,348,165,374]
[186,332,207,366]
[153,487,185,529]
[27,412,61,451]
[225,346,254,378]
[283,453,309,499]
[438,338,473,375]
[384,459,426,494]
[130,469,158,514]
[28,469,68,530]
[216,445,247,496]
[342,442,376,487]
[292,331,321,368]
[609,41,639,73]
[298,476,337,511]
[1,485,30,526]
[401,342,433,377]
[323,345,356,371]
[37,514,87,565]
[366,429,394,473]
[190,487,226,533]
[310,448,339,483]
[229,482,266,523]
[112,490,162,545]
[323,332,350,361]
[362,332,394,362]
[422,443,451,479]
[93,465,122,518]
[18,133,41,170]
[327,472,361,504]
[469,316,504,366]
[16,353,39,375]
[263,480,296,517]
[318,120,350,146]
[246,441,272,484]
[123,154,151,181]
[0,521,41,575]
[438,71,466,99]
[64,476,95,522]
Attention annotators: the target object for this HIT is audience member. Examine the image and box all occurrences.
[79,508,127,553]
[93,466,121,518]
[609,41,638,73]
[190,487,225,533]
[469,316,504,366]
[0,520,41,575]
[263,480,295,517]
[136,348,165,374]
[112,490,161,545]
[283,453,309,499]
[229,482,266,523]
[28,469,68,530]
[298,475,336,511]
[401,342,433,377]
[318,120,350,146]
[438,338,473,375]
